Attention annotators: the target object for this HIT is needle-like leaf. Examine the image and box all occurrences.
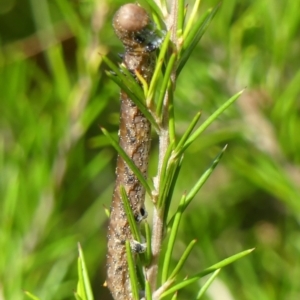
[196,269,221,299]
[145,279,153,300]
[160,248,254,298]
[148,30,172,105]
[177,4,220,75]
[126,241,140,300]
[183,90,244,151]
[120,186,142,243]
[184,145,227,206]
[174,111,201,155]
[76,243,94,300]
[100,127,153,195]
[168,239,197,280]
[162,194,187,282]
[156,53,177,118]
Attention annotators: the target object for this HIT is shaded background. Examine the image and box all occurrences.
[1,0,300,299]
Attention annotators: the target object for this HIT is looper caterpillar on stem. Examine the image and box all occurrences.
[106,4,160,299]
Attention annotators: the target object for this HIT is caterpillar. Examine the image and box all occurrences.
[106,4,160,300]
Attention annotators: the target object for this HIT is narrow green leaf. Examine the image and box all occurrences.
[168,85,176,143]
[161,248,254,298]
[100,127,153,195]
[148,30,171,104]
[160,277,199,299]
[162,194,187,283]
[144,221,152,265]
[156,140,176,204]
[184,145,227,207]
[196,269,221,299]
[135,69,149,97]
[168,239,197,280]
[105,71,159,131]
[47,45,71,100]
[183,90,244,151]
[136,262,146,290]
[119,63,146,100]
[157,155,183,210]
[77,243,94,300]
[163,155,183,223]
[77,257,86,300]
[145,279,153,300]
[170,292,178,300]
[120,186,141,242]
[139,0,164,21]
[104,205,110,218]
[24,292,41,300]
[177,0,185,36]
[54,0,85,40]
[175,111,201,154]
[74,293,84,300]
[157,151,180,209]
[126,241,140,300]
[182,0,201,41]
[77,244,87,300]
[103,55,143,97]
[198,248,255,276]
[104,70,140,103]
[156,53,177,118]
[103,56,159,129]
[178,4,220,75]
[167,146,225,229]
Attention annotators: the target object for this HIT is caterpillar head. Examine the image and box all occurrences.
[113,4,161,52]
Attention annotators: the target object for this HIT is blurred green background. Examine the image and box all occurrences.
[1,0,300,299]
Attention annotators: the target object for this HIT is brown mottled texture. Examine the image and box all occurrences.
[106,4,156,300]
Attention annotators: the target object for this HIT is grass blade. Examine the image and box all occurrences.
[76,243,94,300]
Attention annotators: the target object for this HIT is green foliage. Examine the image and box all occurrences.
[76,244,94,300]
[1,0,300,300]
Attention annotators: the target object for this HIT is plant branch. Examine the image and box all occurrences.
[146,0,179,291]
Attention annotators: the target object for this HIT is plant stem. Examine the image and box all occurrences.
[147,128,169,289]
[146,0,179,291]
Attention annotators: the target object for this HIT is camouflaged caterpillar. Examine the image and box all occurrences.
[106,4,160,300]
